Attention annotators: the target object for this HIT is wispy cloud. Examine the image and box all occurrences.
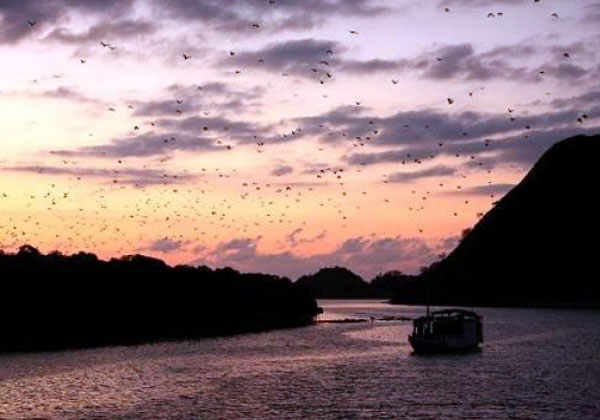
[45,19,156,44]
[0,0,136,44]
[52,132,223,158]
[271,165,294,176]
[141,238,184,253]
[442,182,515,196]
[3,164,195,186]
[388,165,457,183]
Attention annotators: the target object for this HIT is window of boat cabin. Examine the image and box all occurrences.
[432,317,463,335]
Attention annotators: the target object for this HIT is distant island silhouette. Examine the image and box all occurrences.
[0,247,321,353]
[296,135,600,308]
[296,266,414,299]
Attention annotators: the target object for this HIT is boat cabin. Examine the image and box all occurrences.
[409,309,483,353]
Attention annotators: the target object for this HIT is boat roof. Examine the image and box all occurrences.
[414,309,482,321]
[431,309,479,316]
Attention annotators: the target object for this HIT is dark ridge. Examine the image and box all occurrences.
[295,267,414,298]
[0,246,321,353]
[391,134,600,307]
[296,266,369,298]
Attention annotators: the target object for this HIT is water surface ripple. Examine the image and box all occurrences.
[1,302,599,419]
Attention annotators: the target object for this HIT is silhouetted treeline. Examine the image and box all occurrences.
[0,245,321,353]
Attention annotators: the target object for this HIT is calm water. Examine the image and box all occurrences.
[1,301,599,420]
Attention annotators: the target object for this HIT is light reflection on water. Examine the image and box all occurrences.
[1,301,599,420]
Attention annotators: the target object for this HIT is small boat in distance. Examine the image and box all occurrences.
[408,308,483,354]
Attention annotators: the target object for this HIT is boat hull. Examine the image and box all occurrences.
[409,335,481,354]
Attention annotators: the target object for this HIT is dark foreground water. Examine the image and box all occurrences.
[1,301,599,420]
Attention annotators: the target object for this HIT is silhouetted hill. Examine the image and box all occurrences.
[296,267,370,298]
[392,134,600,307]
[295,267,414,298]
[0,246,321,353]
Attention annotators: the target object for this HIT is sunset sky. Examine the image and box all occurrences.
[0,0,599,279]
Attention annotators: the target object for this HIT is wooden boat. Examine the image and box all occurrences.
[408,309,483,354]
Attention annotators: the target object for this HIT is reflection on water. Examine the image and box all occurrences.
[1,301,599,419]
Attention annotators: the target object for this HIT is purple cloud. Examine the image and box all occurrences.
[192,235,441,279]
[143,238,184,253]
